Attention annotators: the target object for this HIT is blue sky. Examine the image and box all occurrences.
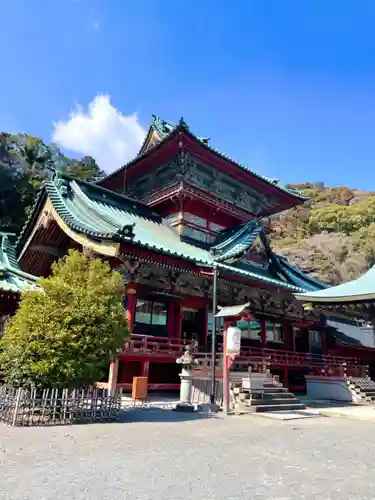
[1,0,375,189]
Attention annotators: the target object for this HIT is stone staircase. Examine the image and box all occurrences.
[348,377,375,404]
[231,373,306,414]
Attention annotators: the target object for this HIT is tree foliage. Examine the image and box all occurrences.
[0,133,104,234]
[0,251,129,389]
[271,183,375,284]
[63,155,105,181]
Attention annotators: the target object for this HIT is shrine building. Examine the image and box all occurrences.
[4,115,375,394]
[0,232,39,337]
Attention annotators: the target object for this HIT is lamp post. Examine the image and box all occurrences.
[210,264,218,405]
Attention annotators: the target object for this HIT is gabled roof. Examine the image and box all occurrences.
[142,115,210,149]
[210,218,325,293]
[102,115,307,204]
[18,172,317,293]
[211,219,263,263]
[215,303,250,318]
[0,233,38,294]
[294,265,375,303]
[274,255,327,293]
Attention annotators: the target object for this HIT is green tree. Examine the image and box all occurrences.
[0,134,38,233]
[0,131,103,234]
[63,155,105,181]
[0,250,129,389]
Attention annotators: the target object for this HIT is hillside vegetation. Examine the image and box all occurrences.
[270,183,375,285]
[0,133,104,235]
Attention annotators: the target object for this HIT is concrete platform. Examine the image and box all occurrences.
[300,396,375,422]
[252,409,321,421]
[309,404,375,421]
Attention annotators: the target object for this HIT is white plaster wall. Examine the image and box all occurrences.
[305,376,361,402]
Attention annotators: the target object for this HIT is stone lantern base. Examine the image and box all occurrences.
[173,402,195,413]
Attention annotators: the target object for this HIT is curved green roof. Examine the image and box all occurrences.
[0,233,39,294]
[18,172,313,293]
[295,265,375,303]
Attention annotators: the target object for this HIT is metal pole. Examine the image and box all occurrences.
[210,264,218,404]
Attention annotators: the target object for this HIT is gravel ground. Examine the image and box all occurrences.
[1,410,375,500]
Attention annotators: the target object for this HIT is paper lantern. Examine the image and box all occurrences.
[226,326,242,354]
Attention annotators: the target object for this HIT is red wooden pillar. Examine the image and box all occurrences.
[321,329,327,353]
[175,303,182,340]
[291,324,296,352]
[125,283,137,332]
[283,322,292,350]
[260,318,267,346]
[284,367,289,389]
[142,361,150,377]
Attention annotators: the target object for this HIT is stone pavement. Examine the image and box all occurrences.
[2,409,375,499]
[303,399,375,421]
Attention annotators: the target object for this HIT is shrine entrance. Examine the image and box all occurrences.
[294,326,310,353]
[181,307,206,346]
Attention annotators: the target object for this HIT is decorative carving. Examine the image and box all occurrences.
[117,257,141,282]
[55,176,71,197]
[246,237,269,265]
[40,209,54,230]
[177,150,195,176]
[125,153,278,214]
[168,272,180,287]
[116,224,135,239]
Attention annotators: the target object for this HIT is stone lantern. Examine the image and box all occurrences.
[174,344,198,412]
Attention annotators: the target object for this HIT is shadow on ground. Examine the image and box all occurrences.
[118,408,220,424]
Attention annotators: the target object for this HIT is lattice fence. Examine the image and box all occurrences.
[0,386,121,426]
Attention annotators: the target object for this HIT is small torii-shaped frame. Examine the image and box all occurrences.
[215,302,252,414]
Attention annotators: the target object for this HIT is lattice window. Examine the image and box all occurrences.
[237,319,261,340]
[266,323,284,343]
[135,299,167,326]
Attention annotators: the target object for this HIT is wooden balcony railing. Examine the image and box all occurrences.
[122,335,369,378]
[123,334,192,356]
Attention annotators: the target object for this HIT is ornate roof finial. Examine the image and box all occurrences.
[179,117,189,129]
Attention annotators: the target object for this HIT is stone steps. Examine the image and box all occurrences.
[231,373,305,414]
[263,385,287,390]
[348,378,375,404]
[253,403,306,413]
[251,398,300,406]
[263,392,297,399]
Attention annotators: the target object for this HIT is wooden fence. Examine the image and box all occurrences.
[0,386,121,426]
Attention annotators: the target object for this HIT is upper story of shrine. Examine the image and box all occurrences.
[99,116,307,246]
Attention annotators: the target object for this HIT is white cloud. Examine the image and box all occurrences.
[93,21,100,32]
[52,95,146,172]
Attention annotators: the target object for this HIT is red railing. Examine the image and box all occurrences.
[123,334,191,356]
[193,348,368,379]
[237,345,360,368]
[122,336,368,378]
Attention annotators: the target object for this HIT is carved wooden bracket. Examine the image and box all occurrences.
[169,272,180,285]
[118,257,141,282]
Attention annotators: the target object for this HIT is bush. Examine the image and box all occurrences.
[0,250,129,389]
